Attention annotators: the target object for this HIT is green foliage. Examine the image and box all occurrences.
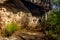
[1,22,22,37]
[6,22,22,34]
[47,11,58,25]
[46,10,60,40]
[6,23,17,33]
[53,0,60,6]
[46,31,58,40]
[56,25,60,33]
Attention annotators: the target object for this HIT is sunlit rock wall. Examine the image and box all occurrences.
[0,7,40,30]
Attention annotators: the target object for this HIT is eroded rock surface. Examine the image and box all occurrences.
[9,30,45,40]
[0,1,45,40]
[0,6,40,30]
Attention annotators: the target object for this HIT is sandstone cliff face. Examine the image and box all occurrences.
[0,3,46,40]
[0,0,47,40]
[0,5,40,29]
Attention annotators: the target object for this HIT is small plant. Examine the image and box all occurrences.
[6,22,22,33]
[1,22,22,37]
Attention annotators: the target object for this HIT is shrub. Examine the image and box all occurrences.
[1,22,22,37]
[45,10,60,40]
